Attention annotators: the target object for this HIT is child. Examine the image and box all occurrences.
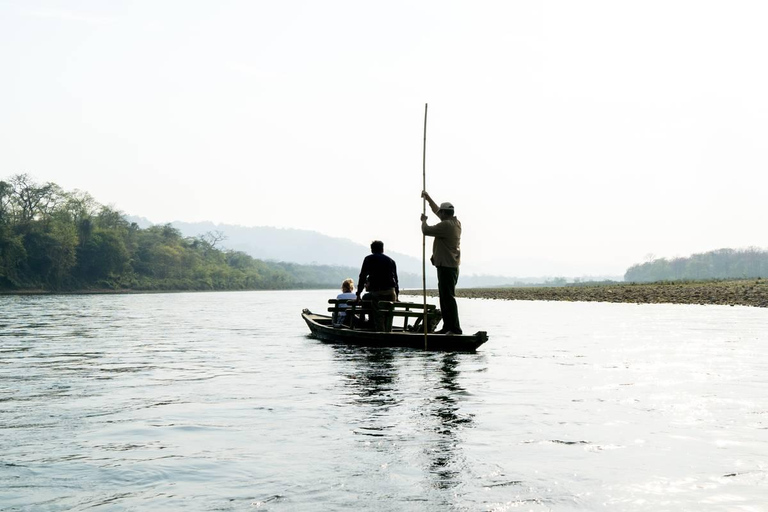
[334,278,356,326]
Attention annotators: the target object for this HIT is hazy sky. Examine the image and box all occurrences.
[2,1,767,277]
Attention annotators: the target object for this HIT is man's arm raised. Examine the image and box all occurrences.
[421,190,439,214]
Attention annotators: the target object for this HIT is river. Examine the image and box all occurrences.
[1,290,766,511]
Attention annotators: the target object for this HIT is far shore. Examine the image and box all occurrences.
[403,278,768,308]
[0,288,305,296]
[4,279,768,308]
[0,289,193,296]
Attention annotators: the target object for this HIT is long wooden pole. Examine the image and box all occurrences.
[422,103,428,350]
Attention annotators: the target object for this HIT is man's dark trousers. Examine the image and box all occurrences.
[437,266,461,333]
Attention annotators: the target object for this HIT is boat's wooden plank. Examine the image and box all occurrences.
[326,308,431,318]
[327,299,436,310]
[326,307,440,331]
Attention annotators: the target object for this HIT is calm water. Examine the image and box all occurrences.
[1,290,766,511]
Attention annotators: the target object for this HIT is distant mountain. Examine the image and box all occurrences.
[179,221,423,273]
[127,217,423,273]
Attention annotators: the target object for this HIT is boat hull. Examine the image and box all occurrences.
[302,309,488,352]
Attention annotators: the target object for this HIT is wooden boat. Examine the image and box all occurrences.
[301,299,488,352]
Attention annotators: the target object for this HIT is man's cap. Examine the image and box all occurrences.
[438,202,454,211]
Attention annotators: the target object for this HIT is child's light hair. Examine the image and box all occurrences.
[341,278,355,293]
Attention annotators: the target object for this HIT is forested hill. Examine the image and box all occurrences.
[624,248,768,282]
[0,174,382,292]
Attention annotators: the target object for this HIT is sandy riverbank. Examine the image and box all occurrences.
[404,279,768,308]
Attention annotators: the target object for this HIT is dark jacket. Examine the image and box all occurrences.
[357,253,399,296]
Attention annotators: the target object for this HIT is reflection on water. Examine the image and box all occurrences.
[426,353,471,491]
[328,345,481,509]
[338,347,399,410]
[1,290,767,511]
[335,347,474,495]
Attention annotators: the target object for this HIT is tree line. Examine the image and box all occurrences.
[0,174,355,291]
[624,248,768,283]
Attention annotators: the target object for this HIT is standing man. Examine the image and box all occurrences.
[421,191,462,335]
[356,240,399,331]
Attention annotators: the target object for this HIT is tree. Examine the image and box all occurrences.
[8,174,64,225]
[63,189,99,225]
[0,181,12,223]
[23,216,78,288]
[0,224,26,287]
[76,230,130,283]
[201,230,226,249]
[96,205,129,231]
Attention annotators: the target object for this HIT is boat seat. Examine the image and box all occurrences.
[327,299,441,332]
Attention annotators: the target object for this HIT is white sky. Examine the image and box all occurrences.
[2,1,767,277]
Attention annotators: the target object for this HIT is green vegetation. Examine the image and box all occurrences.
[624,248,768,282]
[0,174,353,292]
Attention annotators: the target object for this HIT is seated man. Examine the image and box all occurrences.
[356,240,399,332]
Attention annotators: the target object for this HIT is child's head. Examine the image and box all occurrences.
[341,278,354,293]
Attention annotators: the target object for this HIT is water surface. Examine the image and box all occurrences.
[1,291,766,510]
